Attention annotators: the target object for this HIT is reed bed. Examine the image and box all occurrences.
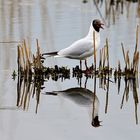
[16,39,70,113]
[114,25,139,124]
[14,25,139,118]
[91,0,140,26]
[114,25,139,79]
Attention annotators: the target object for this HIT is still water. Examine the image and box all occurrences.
[0,0,140,140]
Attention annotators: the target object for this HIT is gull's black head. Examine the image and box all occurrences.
[92,19,104,32]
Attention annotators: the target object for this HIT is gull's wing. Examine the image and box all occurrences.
[58,38,93,57]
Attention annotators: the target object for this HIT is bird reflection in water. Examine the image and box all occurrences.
[43,87,102,127]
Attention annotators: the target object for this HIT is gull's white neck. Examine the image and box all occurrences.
[86,22,100,41]
[85,22,101,50]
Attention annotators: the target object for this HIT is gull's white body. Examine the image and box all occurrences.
[56,23,100,60]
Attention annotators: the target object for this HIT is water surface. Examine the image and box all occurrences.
[0,0,140,140]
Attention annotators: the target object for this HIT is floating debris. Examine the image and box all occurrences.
[12,70,17,80]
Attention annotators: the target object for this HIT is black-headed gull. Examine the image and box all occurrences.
[43,87,101,127]
[42,19,104,69]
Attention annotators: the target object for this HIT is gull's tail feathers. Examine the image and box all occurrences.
[42,51,58,57]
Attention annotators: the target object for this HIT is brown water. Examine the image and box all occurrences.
[0,0,140,140]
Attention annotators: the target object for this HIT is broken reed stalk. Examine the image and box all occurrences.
[133,25,139,73]
[99,49,102,70]
[105,0,108,18]
[138,1,140,17]
[112,6,115,24]
[121,43,127,67]
[105,77,109,114]
[27,38,32,59]
[36,39,41,69]
[25,40,32,71]
[119,2,123,12]
[35,39,43,113]
[92,31,97,124]
[17,45,21,73]
[118,60,121,71]
[105,38,109,113]
[16,39,43,112]
[133,52,139,73]
[126,50,130,69]
[106,38,109,69]
[132,79,139,124]
[17,45,24,107]
[93,31,96,70]
[103,47,105,68]
[135,103,138,124]
[19,79,26,107]
[17,43,27,73]
[21,46,26,71]
[24,40,30,67]
[100,39,109,71]
[135,25,139,53]
[121,43,131,70]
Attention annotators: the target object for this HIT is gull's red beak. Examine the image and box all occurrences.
[100,23,104,29]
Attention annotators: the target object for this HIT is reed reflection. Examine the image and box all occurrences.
[115,77,139,124]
